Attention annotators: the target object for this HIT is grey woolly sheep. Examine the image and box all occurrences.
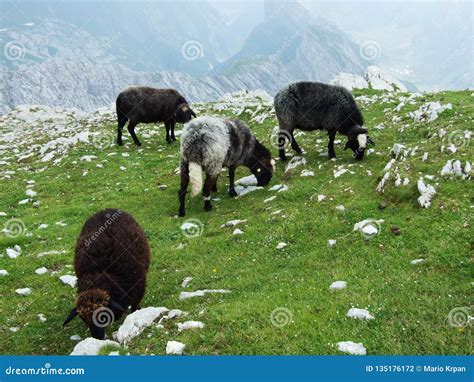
[274,82,374,161]
[178,116,275,216]
[63,209,150,340]
[116,86,196,146]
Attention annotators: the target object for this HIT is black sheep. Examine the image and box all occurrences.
[63,209,150,340]
[274,82,374,161]
[116,87,196,146]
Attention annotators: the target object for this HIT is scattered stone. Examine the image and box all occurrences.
[181,277,193,288]
[70,338,119,355]
[179,289,231,300]
[15,288,32,296]
[116,307,169,343]
[166,340,185,355]
[0,269,8,276]
[328,239,336,247]
[410,259,425,265]
[177,321,205,331]
[337,341,367,355]
[330,281,347,290]
[59,275,77,288]
[276,242,287,249]
[37,314,47,322]
[35,267,48,275]
[346,308,374,320]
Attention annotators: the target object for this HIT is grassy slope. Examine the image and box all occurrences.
[0,90,472,355]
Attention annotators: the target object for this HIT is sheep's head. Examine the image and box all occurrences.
[344,125,374,160]
[250,140,275,187]
[63,289,126,340]
[174,103,196,124]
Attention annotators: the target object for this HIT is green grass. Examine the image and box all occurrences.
[0,90,472,355]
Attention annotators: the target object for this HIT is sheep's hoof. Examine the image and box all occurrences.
[204,202,212,211]
[117,141,123,146]
[135,142,142,147]
[279,155,288,162]
[229,189,238,198]
[178,209,185,217]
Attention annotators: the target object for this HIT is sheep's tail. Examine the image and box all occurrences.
[189,162,203,197]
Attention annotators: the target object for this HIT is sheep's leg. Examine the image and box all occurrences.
[212,174,219,192]
[171,122,176,141]
[165,123,172,144]
[117,117,127,146]
[127,121,142,146]
[290,131,302,154]
[328,131,337,159]
[278,130,288,161]
[203,175,215,211]
[228,167,238,197]
[178,161,189,217]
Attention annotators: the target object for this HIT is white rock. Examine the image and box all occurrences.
[365,66,407,92]
[337,341,367,355]
[353,219,383,235]
[330,73,368,91]
[166,340,185,355]
[179,289,231,300]
[79,155,97,162]
[328,239,337,247]
[0,269,9,276]
[164,309,187,320]
[346,308,374,320]
[177,321,205,331]
[108,351,120,356]
[409,101,452,123]
[417,179,436,208]
[116,307,169,343]
[9,327,19,332]
[37,250,66,257]
[6,247,21,258]
[70,338,119,355]
[330,281,347,290]
[317,195,326,202]
[276,242,287,249]
[410,259,425,265]
[181,277,193,288]
[180,221,200,231]
[38,223,48,229]
[285,156,306,172]
[220,219,247,228]
[268,184,285,191]
[35,267,48,275]
[37,313,47,322]
[335,205,345,211]
[233,228,244,235]
[264,196,277,203]
[59,275,77,288]
[15,288,32,296]
[70,335,82,341]
[235,185,262,196]
[0,212,7,216]
[235,175,258,186]
[25,189,37,197]
[300,169,314,177]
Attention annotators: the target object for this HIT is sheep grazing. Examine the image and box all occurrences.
[63,209,150,340]
[274,82,374,161]
[178,116,275,216]
[116,86,196,146]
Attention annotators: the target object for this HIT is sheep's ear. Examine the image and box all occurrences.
[349,125,367,138]
[368,136,375,146]
[108,299,126,312]
[190,109,197,118]
[63,308,78,326]
[344,141,350,150]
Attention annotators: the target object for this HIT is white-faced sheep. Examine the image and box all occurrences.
[274,82,374,161]
[116,87,196,146]
[63,209,150,340]
[178,116,275,216]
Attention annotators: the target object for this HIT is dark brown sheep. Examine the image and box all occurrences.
[116,86,196,146]
[63,209,150,340]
